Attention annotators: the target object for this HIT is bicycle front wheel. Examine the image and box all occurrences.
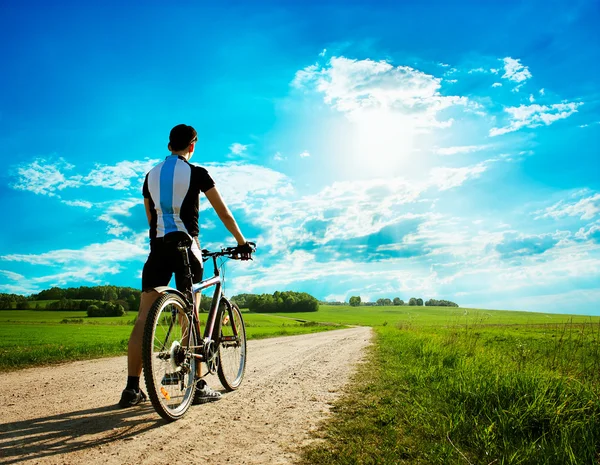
[142,293,197,421]
[216,299,247,391]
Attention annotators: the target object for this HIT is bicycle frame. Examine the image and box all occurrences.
[151,242,238,368]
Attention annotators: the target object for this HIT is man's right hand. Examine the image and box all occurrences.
[233,242,256,260]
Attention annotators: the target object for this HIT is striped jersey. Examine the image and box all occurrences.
[142,155,215,240]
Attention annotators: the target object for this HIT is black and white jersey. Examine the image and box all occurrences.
[143,155,215,240]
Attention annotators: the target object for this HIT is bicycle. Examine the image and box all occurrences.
[141,231,255,421]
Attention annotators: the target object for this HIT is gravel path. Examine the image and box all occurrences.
[0,327,372,464]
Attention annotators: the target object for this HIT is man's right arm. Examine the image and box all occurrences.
[204,187,246,246]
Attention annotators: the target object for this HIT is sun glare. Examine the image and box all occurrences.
[351,110,422,176]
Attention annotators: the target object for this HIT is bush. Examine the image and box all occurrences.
[87,302,126,317]
[425,299,459,307]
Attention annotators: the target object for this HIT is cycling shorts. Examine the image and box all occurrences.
[141,236,203,292]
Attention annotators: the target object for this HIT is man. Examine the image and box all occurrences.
[119,124,253,408]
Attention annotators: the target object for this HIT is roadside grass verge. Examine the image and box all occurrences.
[302,322,600,465]
[0,310,342,371]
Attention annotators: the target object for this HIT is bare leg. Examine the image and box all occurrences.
[127,290,159,376]
[195,292,203,377]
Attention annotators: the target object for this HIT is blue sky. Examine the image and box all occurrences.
[1,0,599,314]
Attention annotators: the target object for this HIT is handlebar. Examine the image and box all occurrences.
[201,242,256,261]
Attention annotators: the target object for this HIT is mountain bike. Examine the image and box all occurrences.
[141,231,255,421]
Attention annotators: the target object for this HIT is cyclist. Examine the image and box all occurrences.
[119,124,254,408]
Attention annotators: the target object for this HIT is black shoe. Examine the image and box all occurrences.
[192,379,222,405]
[118,388,147,408]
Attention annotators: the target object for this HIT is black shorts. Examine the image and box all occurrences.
[141,236,203,292]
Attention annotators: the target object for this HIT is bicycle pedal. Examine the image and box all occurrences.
[161,373,181,386]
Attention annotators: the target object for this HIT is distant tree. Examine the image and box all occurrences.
[231,293,257,308]
[105,288,118,302]
[199,295,214,312]
[383,298,392,306]
[393,297,405,306]
[425,299,459,307]
[416,298,423,306]
[36,287,64,301]
[408,297,418,306]
[249,291,318,313]
[349,296,361,307]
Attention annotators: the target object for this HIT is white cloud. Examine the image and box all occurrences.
[428,163,487,191]
[446,79,458,84]
[536,193,600,221]
[467,67,486,74]
[85,159,158,190]
[539,88,545,96]
[229,143,248,156]
[490,102,582,136]
[30,265,122,286]
[501,57,532,83]
[273,152,285,161]
[492,82,502,88]
[299,150,310,158]
[0,270,25,281]
[62,200,93,209]
[206,163,293,210]
[529,94,535,103]
[11,158,159,196]
[293,56,468,129]
[1,235,148,266]
[434,145,490,156]
[11,158,82,197]
[97,198,140,236]
[203,219,216,230]
[319,48,327,57]
[575,222,600,242]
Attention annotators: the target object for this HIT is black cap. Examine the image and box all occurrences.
[169,124,197,151]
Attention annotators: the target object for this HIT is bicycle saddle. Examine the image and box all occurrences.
[163,231,193,247]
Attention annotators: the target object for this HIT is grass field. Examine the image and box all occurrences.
[279,304,600,327]
[0,309,341,371]
[297,306,600,465]
[3,304,600,463]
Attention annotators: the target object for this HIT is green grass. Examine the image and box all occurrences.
[278,304,600,327]
[302,315,600,465]
[0,309,341,371]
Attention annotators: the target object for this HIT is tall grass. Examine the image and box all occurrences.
[303,320,600,464]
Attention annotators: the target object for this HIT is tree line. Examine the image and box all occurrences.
[232,291,318,313]
[0,286,141,311]
[348,296,458,307]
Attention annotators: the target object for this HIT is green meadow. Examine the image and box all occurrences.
[0,309,340,372]
[296,306,600,465]
[2,304,600,463]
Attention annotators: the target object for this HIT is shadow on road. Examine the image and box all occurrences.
[0,404,161,464]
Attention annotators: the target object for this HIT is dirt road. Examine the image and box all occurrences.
[0,327,372,464]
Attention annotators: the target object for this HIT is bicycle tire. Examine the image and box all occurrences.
[142,293,197,421]
[216,299,247,391]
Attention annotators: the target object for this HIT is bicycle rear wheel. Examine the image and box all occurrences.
[216,299,247,391]
[142,293,197,421]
